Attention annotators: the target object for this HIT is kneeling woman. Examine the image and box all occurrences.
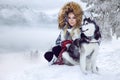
[44,1,83,65]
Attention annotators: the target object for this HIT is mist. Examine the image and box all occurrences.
[0,25,60,53]
[0,0,87,53]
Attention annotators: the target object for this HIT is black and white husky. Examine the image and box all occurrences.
[62,17,101,74]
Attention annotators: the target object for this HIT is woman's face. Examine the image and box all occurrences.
[67,12,76,27]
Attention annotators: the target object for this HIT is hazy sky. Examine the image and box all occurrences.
[0,0,86,13]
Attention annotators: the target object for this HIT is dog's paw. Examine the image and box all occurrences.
[84,72,88,75]
[96,66,99,72]
[81,70,88,75]
[92,66,99,74]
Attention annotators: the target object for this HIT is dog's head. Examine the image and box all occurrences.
[81,18,101,40]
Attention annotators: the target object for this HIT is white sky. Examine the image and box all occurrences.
[0,0,86,14]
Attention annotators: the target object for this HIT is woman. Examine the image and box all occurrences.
[44,1,83,65]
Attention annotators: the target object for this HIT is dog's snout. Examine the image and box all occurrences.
[81,29,89,33]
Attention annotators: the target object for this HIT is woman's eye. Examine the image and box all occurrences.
[68,17,76,19]
[73,17,76,19]
[68,17,70,19]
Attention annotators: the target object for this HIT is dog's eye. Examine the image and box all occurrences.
[84,21,89,25]
[86,29,89,31]
[85,22,88,25]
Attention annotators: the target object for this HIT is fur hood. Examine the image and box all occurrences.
[58,1,83,29]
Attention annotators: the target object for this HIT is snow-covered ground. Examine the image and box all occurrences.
[0,0,120,80]
[0,27,120,80]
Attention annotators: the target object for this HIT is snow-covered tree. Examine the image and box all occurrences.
[81,0,120,40]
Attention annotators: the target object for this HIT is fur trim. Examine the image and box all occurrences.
[58,1,83,29]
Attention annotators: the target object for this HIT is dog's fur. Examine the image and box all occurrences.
[62,18,101,74]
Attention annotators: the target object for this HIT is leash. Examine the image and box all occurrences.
[53,48,66,65]
[54,40,73,65]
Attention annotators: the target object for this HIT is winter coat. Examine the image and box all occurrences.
[56,1,83,46]
[56,26,81,46]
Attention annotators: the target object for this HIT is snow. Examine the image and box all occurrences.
[0,1,120,80]
[0,28,120,80]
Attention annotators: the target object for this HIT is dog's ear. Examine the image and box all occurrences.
[94,25,101,40]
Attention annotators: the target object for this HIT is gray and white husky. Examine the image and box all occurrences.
[62,18,101,74]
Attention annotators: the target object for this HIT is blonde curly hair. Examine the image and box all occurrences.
[58,1,83,29]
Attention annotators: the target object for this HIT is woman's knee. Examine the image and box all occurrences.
[52,45,62,57]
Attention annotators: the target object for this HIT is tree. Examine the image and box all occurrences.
[81,0,120,40]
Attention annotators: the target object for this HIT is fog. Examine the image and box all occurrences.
[0,25,60,53]
[0,0,87,53]
[0,0,85,11]
[0,0,66,10]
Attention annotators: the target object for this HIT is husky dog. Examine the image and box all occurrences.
[79,17,101,74]
[62,17,101,74]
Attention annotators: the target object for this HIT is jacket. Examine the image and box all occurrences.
[56,27,81,46]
